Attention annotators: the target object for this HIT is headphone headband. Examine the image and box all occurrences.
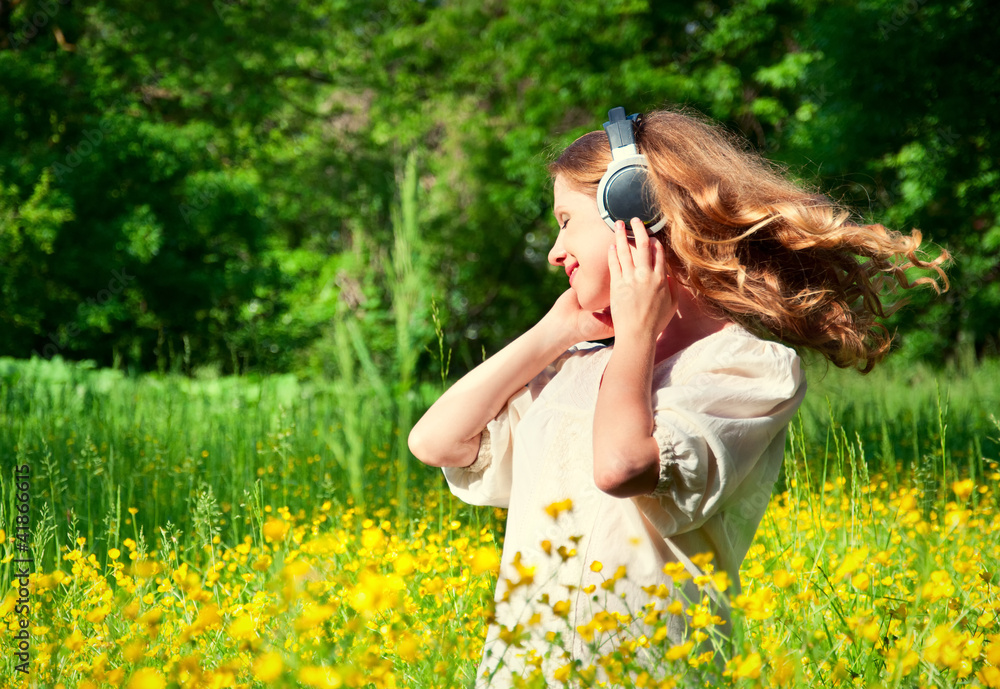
[603,106,639,153]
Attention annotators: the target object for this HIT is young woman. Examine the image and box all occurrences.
[408,106,948,687]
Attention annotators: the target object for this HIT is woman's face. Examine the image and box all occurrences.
[549,174,618,311]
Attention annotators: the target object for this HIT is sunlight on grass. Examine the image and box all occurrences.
[2,357,1000,687]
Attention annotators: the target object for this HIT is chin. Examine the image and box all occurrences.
[575,292,610,313]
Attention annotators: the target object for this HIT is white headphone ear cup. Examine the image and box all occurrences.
[596,154,664,234]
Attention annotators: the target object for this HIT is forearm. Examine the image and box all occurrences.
[409,319,575,468]
[592,336,661,497]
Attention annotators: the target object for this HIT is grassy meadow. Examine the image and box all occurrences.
[1,352,1000,688]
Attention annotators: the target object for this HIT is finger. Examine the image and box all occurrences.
[608,243,622,280]
[630,217,652,271]
[651,236,667,276]
[615,220,634,276]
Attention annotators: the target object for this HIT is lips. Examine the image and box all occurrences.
[566,263,579,284]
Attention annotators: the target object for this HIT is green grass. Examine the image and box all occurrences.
[1,351,999,688]
[1,349,997,575]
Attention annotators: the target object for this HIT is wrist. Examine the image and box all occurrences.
[533,314,582,352]
[609,333,657,367]
[611,326,659,349]
[525,318,577,361]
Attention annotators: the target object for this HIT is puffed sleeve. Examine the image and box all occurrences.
[441,345,584,508]
[635,330,806,537]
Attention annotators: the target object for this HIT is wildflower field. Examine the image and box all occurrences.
[2,355,1000,688]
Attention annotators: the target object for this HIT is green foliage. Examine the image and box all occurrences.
[778,0,1000,360]
[0,0,995,375]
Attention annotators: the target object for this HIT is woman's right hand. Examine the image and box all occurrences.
[539,288,616,345]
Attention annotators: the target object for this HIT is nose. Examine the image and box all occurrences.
[548,232,566,267]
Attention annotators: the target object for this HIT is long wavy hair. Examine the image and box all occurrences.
[548,107,949,372]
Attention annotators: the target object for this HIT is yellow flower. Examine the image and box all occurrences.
[690,552,714,569]
[921,570,956,602]
[253,652,284,682]
[575,621,596,643]
[263,517,290,543]
[295,603,336,632]
[590,561,604,573]
[394,552,416,575]
[553,664,573,683]
[769,652,796,683]
[733,587,776,620]
[0,596,15,618]
[396,634,419,662]
[63,628,86,652]
[772,569,796,589]
[544,499,573,519]
[503,552,535,592]
[952,478,975,500]
[470,547,500,575]
[107,548,121,560]
[860,618,881,643]
[299,665,344,688]
[986,634,1000,666]
[498,623,528,648]
[711,570,731,592]
[127,668,165,689]
[689,608,723,629]
[666,641,694,661]
[851,571,870,591]
[347,570,405,616]
[552,599,571,618]
[228,614,258,641]
[979,666,1000,688]
[123,640,147,663]
[662,561,691,582]
[556,544,577,561]
[923,623,978,673]
[834,547,869,581]
[185,604,222,639]
[139,607,163,630]
[731,652,762,680]
[592,610,619,632]
[361,524,385,550]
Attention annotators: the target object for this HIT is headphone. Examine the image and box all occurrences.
[596,107,666,237]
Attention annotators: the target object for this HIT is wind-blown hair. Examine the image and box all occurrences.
[549,107,949,372]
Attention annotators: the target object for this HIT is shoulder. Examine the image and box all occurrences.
[674,325,799,378]
[657,325,805,406]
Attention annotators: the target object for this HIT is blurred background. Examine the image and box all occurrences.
[1,0,997,379]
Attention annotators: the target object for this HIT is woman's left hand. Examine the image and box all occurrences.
[607,217,679,342]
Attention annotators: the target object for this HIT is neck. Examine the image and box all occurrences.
[653,290,731,364]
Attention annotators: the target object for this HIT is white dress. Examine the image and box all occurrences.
[443,324,806,687]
